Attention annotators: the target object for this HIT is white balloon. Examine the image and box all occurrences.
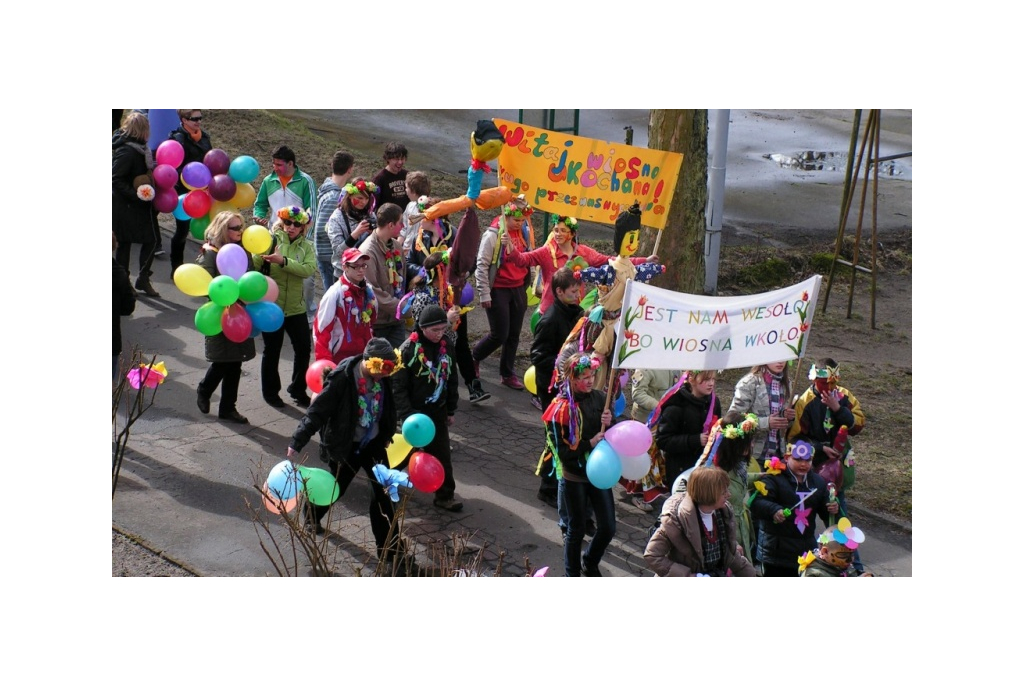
[619,452,652,481]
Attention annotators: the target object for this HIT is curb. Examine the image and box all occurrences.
[845,501,911,535]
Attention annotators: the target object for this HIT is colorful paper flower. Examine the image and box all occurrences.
[127,361,168,389]
[136,184,155,201]
[797,550,815,573]
[764,456,787,475]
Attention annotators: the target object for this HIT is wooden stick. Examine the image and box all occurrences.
[650,226,663,257]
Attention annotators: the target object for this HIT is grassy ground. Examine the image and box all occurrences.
[173,109,912,524]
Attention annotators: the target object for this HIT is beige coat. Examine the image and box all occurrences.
[644,491,756,577]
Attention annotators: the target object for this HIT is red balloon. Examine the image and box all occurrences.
[305,359,337,394]
[204,148,231,176]
[153,188,179,214]
[221,303,252,343]
[153,164,179,189]
[408,451,444,493]
[183,189,212,219]
[208,174,238,202]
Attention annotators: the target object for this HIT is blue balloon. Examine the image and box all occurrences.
[267,461,301,500]
[402,413,436,448]
[146,109,180,150]
[246,301,284,332]
[229,155,260,184]
[172,193,189,221]
[613,392,626,417]
[586,440,622,489]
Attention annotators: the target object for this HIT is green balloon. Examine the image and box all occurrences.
[238,271,269,302]
[190,215,211,240]
[300,467,340,506]
[195,302,224,336]
[530,308,541,335]
[208,275,240,306]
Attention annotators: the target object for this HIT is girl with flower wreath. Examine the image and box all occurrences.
[326,177,378,279]
[392,304,463,512]
[692,409,762,561]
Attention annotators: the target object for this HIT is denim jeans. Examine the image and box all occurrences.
[317,258,335,291]
[559,478,616,576]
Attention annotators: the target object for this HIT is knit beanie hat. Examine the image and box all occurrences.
[418,304,448,329]
[363,337,396,361]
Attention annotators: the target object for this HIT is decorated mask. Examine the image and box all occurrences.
[613,201,642,257]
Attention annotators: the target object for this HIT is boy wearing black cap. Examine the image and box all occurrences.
[393,304,463,512]
[288,337,419,574]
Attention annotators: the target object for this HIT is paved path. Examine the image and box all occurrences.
[113,220,911,576]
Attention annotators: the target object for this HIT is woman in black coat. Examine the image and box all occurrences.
[112,111,161,297]
[166,109,212,273]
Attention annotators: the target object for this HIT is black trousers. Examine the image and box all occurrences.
[198,361,242,414]
[170,217,192,271]
[116,238,156,283]
[306,437,399,558]
[261,313,311,400]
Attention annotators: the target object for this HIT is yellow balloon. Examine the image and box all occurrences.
[387,432,414,468]
[524,365,538,395]
[232,182,256,209]
[173,263,212,297]
[526,289,540,307]
[209,200,235,217]
[242,225,273,254]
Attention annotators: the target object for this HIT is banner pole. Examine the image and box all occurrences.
[651,226,663,258]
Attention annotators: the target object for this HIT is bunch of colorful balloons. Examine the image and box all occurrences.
[384,412,445,492]
[585,420,655,489]
[151,140,261,239]
[173,239,284,343]
[262,460,341,513]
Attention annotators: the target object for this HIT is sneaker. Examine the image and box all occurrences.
[632,496,654,513]
[501,374,524,390]
[531,395,543,411]
[468,379,490,404]
[153,249,166,258]
[433,498,464,512]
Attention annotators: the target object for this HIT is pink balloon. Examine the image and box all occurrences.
[153,188,179,214]
[260,275,279,302]
[183,189,212,219]
[204,149,231,176]
[208,174,238,202]
[216,243,249,281]
[155,140,184,168]
[182,161,212,190]
[153,164,179,189]
[604,420,654,457]
[221,302,252,343]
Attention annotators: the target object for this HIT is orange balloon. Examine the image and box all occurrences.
[261,482,298,514]
[232,182,256,209]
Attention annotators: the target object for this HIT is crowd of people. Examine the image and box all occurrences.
[113,111,874,577]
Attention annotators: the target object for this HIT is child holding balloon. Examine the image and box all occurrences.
[392,304,463,512]
[253,207,317,408]
[543,351,615,576]
[195,211,256,424]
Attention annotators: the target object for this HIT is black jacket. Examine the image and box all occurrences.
[530,297,584,372]
[290,355,398,466]
[393,329,459,420]
[656,385,721,471]
[112,131,158,244]
[750,468,831,568]
[112,258,136,355]
[167,126,213,194]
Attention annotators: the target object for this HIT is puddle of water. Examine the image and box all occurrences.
[764,151,909,178]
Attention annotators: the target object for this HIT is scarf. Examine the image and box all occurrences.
[762,370,784,458]
[126,140,155,171]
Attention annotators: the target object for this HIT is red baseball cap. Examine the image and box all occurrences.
[343,248,370,265]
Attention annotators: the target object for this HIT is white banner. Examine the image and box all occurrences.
[611,276,822,370]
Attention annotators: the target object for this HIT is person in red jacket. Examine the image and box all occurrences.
[313,248,377,364]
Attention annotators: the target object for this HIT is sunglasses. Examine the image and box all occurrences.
[187,116,203,122]
[282,219,301,227]
[227,224,243,231]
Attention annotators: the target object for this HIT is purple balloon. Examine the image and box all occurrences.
[204,148,231,176]
[216,243,248,281]
[153,188,179,214]
[153,164,179,189]
[182,161,212,190]
[208,174,238,202]
[460,282,474,306]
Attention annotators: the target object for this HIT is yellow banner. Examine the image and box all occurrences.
[493,117,683,230]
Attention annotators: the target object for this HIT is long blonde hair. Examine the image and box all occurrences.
[205,211,243,248]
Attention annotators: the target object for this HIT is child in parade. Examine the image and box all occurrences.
[313,248,377,365]
[652,369,722,489]
[799,519,873,577]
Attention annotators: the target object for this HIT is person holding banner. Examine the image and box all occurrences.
[542,352,615,576]
[500,213,656,316]
[728,361,796,464]
[652,370,722,489]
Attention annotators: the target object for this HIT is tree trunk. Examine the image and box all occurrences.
[641,110,708,295]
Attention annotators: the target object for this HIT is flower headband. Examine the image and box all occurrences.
[569,354,600,377]
[808,363,840,382]
[364,357,402,376]
[344,180,378,197]
[818,517,865,550]
[277,206,311,224]
[503,203,534,219]
[551,215,578,231]
[721,413,758,439]
[786,440,815,461]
